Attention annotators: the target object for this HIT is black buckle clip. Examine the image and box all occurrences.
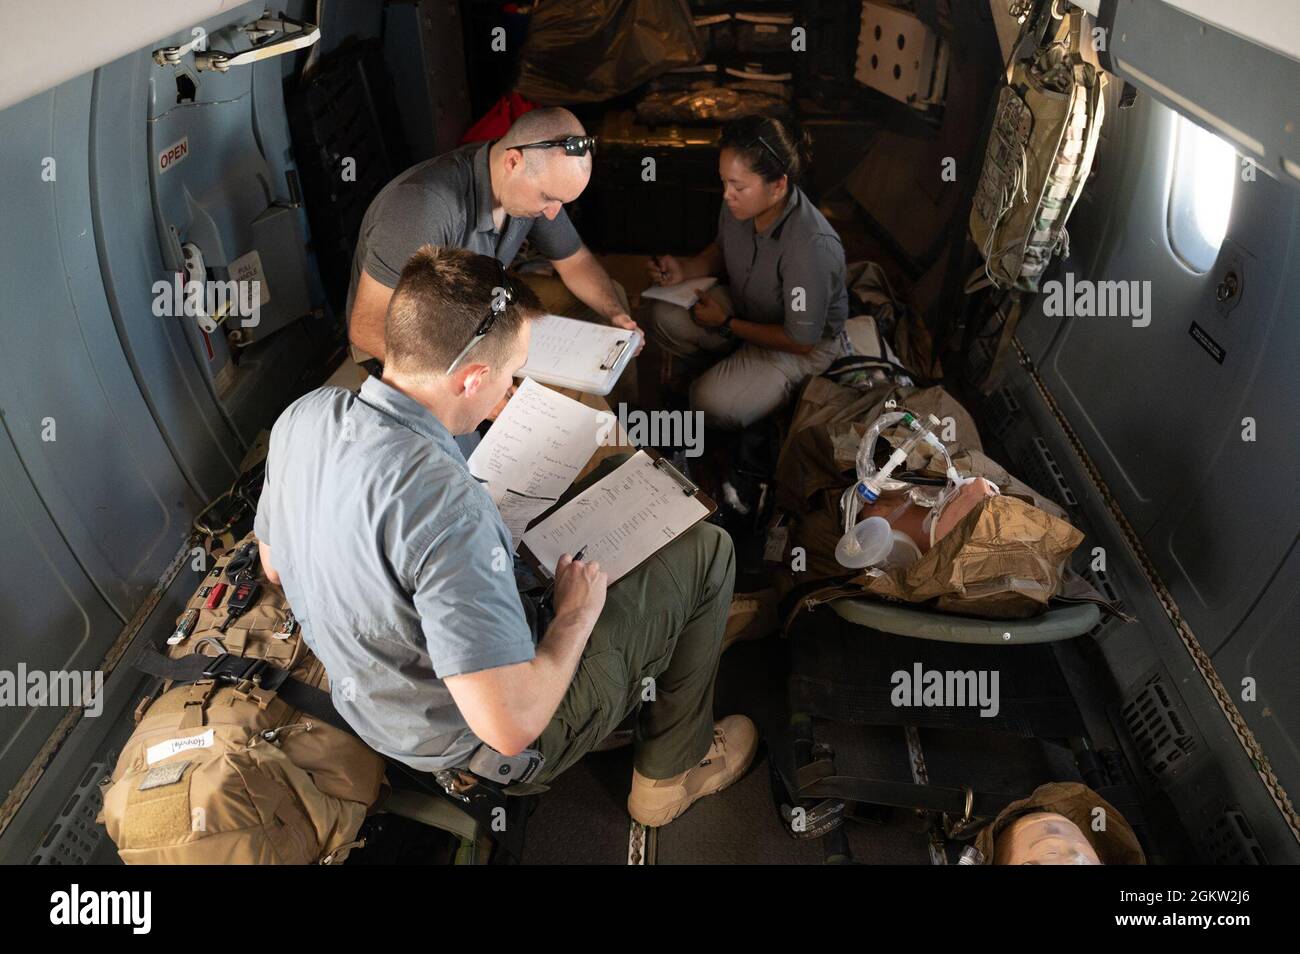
[202,653,268,686]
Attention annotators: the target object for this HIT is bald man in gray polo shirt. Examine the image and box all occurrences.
[258,245,756,828]
[347,107,640,366]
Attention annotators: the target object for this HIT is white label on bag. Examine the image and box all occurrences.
[764,525,790,563]
[146,729,215,765]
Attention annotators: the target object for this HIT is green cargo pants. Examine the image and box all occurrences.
[529,454,735,785]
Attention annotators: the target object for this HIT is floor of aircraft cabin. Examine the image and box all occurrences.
[519,621,1090,865]
[507,251,1097,864]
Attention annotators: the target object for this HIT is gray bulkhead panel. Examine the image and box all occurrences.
[0,79,200,617]
[90,54,246,500]
[142,9,324,448]
[1015,89,1300,811]
[0,428,125,808]
[1018,91,1300,657]
[0,1,327,825]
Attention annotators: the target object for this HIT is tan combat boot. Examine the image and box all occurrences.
[627,715,758,827]
[721,587,779,653]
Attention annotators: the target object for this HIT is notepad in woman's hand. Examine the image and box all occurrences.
[517,314,641,396]
[639,277,718,310]
[520,451,714,584]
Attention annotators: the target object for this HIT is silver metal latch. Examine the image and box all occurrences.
[154,13,320,72]
[197,14,321,72]
[152,31,209,67]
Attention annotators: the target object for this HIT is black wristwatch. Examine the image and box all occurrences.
[719,315,735,337]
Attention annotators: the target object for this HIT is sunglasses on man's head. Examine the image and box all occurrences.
[445,261,515,375]
[514,135,597,157]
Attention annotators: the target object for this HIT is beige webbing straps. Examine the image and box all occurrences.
[178,680,219,729]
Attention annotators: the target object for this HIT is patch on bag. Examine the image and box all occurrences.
[763,525,789,563]
[145,729,215,765]
[138,760,191,791]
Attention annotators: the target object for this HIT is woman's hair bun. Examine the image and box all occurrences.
[720,115,810,186]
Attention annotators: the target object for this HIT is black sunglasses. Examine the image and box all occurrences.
[514,135,597,157]
[445,261,515,374]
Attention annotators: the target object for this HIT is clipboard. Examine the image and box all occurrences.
[517,314,641,396]
[518,448,717,586]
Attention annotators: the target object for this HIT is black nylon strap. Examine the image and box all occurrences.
[135,647,357,737]
[136,649,289,689]
[799,773,1020,818]
[788,749,1018,818]
[270,679,356,736]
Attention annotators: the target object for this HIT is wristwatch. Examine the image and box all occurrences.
[719,315,735,337]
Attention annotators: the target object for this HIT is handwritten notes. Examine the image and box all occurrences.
[517,314,640,395]
[521,451,709,583]
[467,377,609,500]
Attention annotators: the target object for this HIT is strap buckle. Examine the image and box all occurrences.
[201,652,269,688]
[433,768,482,803]
[942,785,981,840]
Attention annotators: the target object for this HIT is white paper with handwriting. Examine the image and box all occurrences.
[521,451,708,583]
[517,314,640,395]
[467,377,610,500]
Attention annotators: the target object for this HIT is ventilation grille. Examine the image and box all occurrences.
[1121,675,1198,781]
[1203,807,1267,865]
[1029,436,1078,508]
[985,385,1021,443]
[29,761,108,865]
[1081,564,1123,638]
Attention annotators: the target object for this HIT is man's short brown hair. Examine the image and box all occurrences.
[385,245,542,376]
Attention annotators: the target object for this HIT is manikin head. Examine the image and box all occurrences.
[994,812,1103,865]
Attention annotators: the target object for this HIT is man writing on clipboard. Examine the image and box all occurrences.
[256,246,756,827]
[346,107,642,386]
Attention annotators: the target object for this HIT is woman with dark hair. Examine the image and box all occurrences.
[645,115,849,430]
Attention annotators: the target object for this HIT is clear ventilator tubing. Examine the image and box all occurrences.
[837,406,962,568]
[855,412,947,503]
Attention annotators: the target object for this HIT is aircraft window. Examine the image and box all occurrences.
[1167,113,1237,273]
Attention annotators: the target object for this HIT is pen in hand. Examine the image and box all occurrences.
[539,546,588,606]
